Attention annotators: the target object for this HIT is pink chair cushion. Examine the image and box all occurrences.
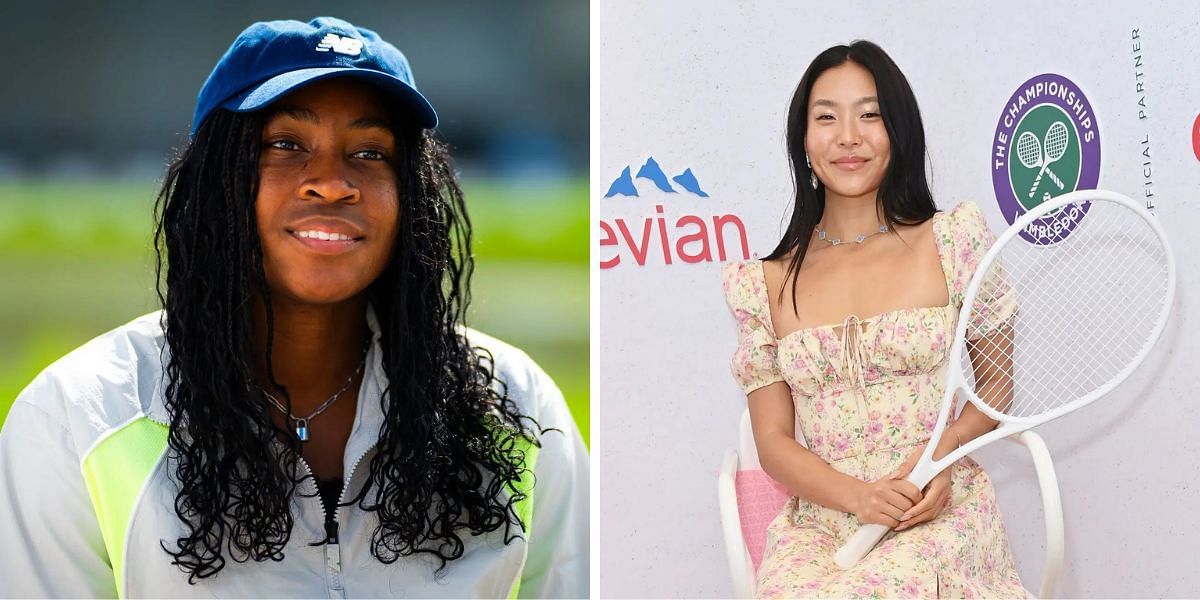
[734,469,791,572]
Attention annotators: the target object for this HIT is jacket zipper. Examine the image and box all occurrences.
[298,444,375,599]
[296,455,345,599]
[144,411,377,598]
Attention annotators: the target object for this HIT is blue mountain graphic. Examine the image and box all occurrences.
[604,166,638,197]
[672,168,708,197]
[605,157,709,198]
[636,156,676,193]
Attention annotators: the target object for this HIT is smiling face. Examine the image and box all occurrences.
[255,77,400,306]
[805,61,892,200]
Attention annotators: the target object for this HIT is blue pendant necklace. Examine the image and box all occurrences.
[261,342,369,441]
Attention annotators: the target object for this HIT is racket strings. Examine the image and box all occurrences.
[1016,132,1041,168]
[996,270,1138,413]
[1044,122,1069,160]
[1000,230,1164,415]
[1025,228,1163,411]
[960,199,1170,420]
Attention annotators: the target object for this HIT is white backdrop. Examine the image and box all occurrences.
[595,1,1200,597]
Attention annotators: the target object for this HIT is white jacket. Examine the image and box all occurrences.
[0,310,589,598]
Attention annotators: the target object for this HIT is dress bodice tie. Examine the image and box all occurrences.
[840,314,867,389]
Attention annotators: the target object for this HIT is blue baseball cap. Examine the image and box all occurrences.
[192,17,438,134]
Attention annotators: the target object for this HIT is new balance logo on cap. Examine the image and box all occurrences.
[316,33,363,56]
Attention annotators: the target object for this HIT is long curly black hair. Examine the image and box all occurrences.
[152,104,539,582]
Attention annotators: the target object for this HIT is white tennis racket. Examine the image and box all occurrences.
[833,189,1175,570]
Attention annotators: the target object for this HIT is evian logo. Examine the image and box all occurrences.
[599,156,749,269]
[316,33,363,56]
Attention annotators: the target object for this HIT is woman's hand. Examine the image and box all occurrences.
[850,476,923,528]
[890,444,953,530]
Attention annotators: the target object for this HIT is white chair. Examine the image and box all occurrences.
[718,409,1064,598]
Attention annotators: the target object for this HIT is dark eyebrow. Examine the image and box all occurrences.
[810,96,880,108]
[268,105,319,124]
[265,106,393,133]
[348,117,394,133]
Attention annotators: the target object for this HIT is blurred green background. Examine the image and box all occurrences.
[0,179,589,443]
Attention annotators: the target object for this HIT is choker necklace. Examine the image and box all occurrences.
[261,341,370,442]
[815,222,889,246]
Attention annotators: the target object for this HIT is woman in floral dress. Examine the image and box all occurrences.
[722,40,1027,598]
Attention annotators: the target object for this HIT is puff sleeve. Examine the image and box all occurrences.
[945,202,1018,342]
[721,261,785,394]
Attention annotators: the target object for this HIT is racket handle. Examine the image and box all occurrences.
[834,523,890,569]
[1027,171,1045,198]
[1047,169,1064,189]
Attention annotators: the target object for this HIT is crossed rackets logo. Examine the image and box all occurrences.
[1016,121,1068,198]
[1009,106,1081,209]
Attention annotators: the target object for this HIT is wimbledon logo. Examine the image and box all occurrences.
[991,73,1101,245]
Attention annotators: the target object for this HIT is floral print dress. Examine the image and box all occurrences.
[722,202,1027,598]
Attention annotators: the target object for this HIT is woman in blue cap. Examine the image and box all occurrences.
[0,17,587,598]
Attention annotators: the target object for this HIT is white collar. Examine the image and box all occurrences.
[145,304,390,458]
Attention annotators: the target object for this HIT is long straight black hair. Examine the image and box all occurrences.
[764,40,937,313]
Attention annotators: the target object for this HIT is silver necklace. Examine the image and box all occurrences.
[261,342,369,442]
[815,223,889,246]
